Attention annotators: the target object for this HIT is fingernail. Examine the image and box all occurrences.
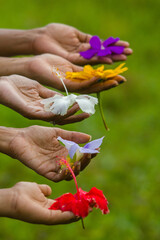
[89,135,92,141]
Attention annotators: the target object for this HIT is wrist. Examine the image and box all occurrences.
[0,57,30,77]
[0,28,43,56]
[0,187,14,217]
[0,126,20,156]
[0,76,8,104]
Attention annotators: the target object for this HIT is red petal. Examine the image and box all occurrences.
[49,187,109,218]
[86,187,109,214]
[49,191,90,218]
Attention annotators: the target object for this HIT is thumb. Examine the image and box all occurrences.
[38,184,52,196]
[55,128,91,144]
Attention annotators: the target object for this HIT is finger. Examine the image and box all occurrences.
[77,31,92,43]
[70,76,101,92]
[62,103,80,118]
[55,128,91,143]
[58,113,90,125]
[38,184,52,196]
[79,79,119,93]
[78,43,91,53]
[123,48,133,55]
[69,52,113,65]
[111,54,127,62]
[73,161,81,176]
[45,170,66,182]
[112,75,127,84]
[71,64,83,72]
[47,210,79,225]
[48,103,80,124]
[114,40,130,47]
[32,110,57,122]
[37,102,80,123]
[79,153,91,171]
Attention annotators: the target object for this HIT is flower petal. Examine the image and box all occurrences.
[49,191,90,218]
[109,46,124,54]
[86,187,109,214]
[103,37,120,47]
[78,148,99,154]
[58,135,103,159]
[49,187,109,218]
[57,136,79,158]
[97,48,112,56]
[84,136,104,150]
[76,95,98,115]
[50,94,76,116]
[41,97,56,112]
[89,35,101,50]
[80,49,97,59]
[69,144,80,159]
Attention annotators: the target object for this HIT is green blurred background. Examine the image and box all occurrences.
[0,0,160,239]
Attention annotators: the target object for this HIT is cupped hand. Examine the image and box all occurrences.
[9,126,95,182]
[32,23,132,65]
[10,181,78,225]
[28,54,126,93]
[0,75,89,124]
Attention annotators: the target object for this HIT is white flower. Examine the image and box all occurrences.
[41,67,98,116]
[76,95,98,114]
[41,94,98,116]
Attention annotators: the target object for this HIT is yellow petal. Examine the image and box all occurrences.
[65,63,128,81]
[97,65,104,72]
[84,65,94,74]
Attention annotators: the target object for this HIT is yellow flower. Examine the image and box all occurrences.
[66,63,128,81]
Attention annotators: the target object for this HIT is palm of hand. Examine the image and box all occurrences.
[2,75,89,124]
[10,126,92,182]
[10,126,69,182]
[30,54,126,93]
[33,23,132,65]
[1,75,54,118]
[12,182,77,224]
[34,23,88,65]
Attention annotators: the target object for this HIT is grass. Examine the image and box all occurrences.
[0,0,160,239]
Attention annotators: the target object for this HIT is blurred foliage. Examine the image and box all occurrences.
[0,0,160,239]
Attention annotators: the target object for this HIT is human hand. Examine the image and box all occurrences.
[28,54,126,93]
[9,125,94,182]
[0,182,78,225]
[0,75,89,124]
[32,23,132,65]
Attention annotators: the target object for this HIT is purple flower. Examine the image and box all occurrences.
[80,36,124,59]
[57,136,104,159]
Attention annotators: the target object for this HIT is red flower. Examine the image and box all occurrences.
[49,159,109,218]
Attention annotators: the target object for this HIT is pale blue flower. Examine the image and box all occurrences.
[57,136,104,159]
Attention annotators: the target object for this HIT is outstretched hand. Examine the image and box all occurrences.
[0,75,89,124]
[28,54,126,93]
[33,23,133,65]
[9,126,95,182]
[7,182,79,225]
